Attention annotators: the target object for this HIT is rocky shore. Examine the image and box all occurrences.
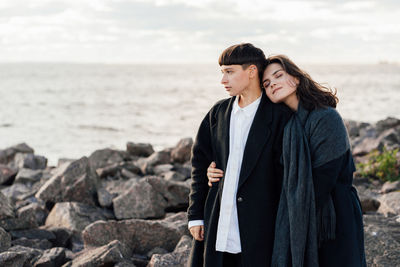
[0,117,400,267]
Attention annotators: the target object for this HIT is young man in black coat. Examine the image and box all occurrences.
[187,43,292,266]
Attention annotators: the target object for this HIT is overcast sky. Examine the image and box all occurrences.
[1,0,399,64]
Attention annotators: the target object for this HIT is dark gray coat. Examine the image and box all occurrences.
[187,92,292,267]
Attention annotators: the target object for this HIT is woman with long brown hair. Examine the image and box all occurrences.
[207,55,366,267]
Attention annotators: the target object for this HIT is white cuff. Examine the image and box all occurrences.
[188,220,204,229]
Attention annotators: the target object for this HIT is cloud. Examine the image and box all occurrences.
[0,0,399,63]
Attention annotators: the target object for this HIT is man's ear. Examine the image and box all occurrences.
[249,65,257,78]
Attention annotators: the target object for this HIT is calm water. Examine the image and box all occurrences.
[0,63,399,165]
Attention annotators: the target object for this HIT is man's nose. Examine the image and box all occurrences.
[221,75,227,84]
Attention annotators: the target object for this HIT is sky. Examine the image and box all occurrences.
[0,0,399,64]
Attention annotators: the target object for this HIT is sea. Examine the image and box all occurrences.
[0,63,399,166]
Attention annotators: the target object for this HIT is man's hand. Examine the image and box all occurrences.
[189,225,204,241]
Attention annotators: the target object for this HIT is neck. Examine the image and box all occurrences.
[238,85,262,108]
[285,95,300,111]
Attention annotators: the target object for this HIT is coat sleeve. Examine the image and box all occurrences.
[187,109,215,221]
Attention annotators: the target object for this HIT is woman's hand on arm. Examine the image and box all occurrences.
[207,161,224,187]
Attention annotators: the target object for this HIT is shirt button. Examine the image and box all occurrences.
[237,197,243,202]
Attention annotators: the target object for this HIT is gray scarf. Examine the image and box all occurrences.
[272,103,350,267]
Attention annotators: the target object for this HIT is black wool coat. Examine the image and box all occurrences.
[187,92,292,267]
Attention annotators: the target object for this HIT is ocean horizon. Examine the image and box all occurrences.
[1,62,399,165]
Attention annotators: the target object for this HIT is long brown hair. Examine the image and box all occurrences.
[265,55,338,110]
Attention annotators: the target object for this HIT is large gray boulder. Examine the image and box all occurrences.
[36,157,98,205]
[2,245,42,266]
[62,240,131,267]
[14,168,43,185]
[113,178,167,219]
[0,227,11,253]
[82,212,188,255]
[97,178,138,208]
[147,235,191,267]
[45,202,113,234]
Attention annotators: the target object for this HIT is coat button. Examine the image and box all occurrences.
[237,197,243,202]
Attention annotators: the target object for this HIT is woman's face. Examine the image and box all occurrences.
[262,63,299,109]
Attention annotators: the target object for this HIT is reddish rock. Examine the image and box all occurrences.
[82,212,188,255]
[45,202,113,234]
[126,142,154,157]
[88,148,128,170]
[170,138,193,164]
[62,240,130,267]
[14,153,47,170]
[0,143,34,165]
[113,179,167,219]
[33,247,67,267]
[36,157,98,205]
[148,235,192,267]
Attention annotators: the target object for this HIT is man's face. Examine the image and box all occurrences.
[220,65,251,96]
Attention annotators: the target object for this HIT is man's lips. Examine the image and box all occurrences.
[225,86,231,90]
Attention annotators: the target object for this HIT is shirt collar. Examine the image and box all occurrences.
[232,95,261,117]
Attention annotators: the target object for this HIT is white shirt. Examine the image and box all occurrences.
[188,96,261,252]
[215,95,260,253]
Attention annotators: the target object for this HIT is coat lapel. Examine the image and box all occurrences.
[238,93,273,188]
[213,97,235,191]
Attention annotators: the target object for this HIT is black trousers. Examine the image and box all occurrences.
[223,252,242,267]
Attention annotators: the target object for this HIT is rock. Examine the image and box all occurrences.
[147,235,192,267]
[17,202,49,226]
[0,227,11,253]
[96,161,141,178]
[113,178,167,219]
[45,202,114,234]
[172,163,191,180]
[115,260,137,267]
[97,178,138,208]
[88,148,127,170]
[43,227,73,248]
[153,164,174,175]
[364,214,400,266]
[375,117,400,134]
[0,251,30,267]
[0,143,34,164]
[82,212,189,255]
[0,210,38,231]
[0,191,14,220]
[146,247,168,258]
[34,247,67,267]
[9,228,56,241]
[62,240,130,267]
[1,182,39,204]
[162,171,186,182]
[36,157,98,206]
[352,137,382,156]
[344,120,370,138]
[14,153,47,170]
[12,237,53,250]
[360,196,381,213]
[380,180,400,194]
[146,176,190,211]
[127,142,154,157]
[378,191,400,216]
[6,245,43,266]
[170,138,193,163]
[0,164,17,185]
[137,151,171,175]
[14,168,43,184]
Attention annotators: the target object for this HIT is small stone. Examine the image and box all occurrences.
[126,142,154,157]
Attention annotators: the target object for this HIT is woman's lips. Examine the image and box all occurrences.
[272,87,282,94]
